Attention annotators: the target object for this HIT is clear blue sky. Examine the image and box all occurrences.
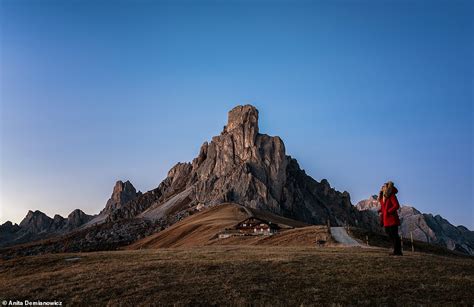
[1,0,472,228]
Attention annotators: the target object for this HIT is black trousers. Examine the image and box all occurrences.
[385,225,402,254]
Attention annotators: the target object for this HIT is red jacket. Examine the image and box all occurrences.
[379,194,401,227]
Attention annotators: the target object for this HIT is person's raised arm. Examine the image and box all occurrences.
[377,189,383,214]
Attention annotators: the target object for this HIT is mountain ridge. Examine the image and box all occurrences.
[0,208,95,248]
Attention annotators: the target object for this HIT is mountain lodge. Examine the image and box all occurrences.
[234,217,280,235]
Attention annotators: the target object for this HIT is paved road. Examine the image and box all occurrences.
[330,227,363,247]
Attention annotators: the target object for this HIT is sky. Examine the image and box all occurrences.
[0,0,473,228]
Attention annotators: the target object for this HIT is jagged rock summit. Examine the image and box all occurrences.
[18,209,94,233]
[19,210,55,233]
[101,180,140,215]
[110,105,376,229]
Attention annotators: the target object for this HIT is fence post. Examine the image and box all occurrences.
[400,233,403,252]
[410,231,414,252]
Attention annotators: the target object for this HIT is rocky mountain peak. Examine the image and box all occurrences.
[66,209,93,229]
[0,221,20,234]
[110,104,377,229]
[51,214,66,230]
[355,196,380,212]
[19,210,53,233]
[184,105,288,211]
[20,210,48,224]
[224,104,259,139]
[67,208,86,219]
[101,180,139,215]
[53,214,65,221]
[204,104,263,164]
[113,180,136,197]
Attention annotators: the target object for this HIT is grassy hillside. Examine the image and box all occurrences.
[127,203,250,249]
[209,225,333,247]
[127,203,311,249]
[1,246,472,305]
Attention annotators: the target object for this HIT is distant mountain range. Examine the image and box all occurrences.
[0,180,157,251]
[356,195,474,255]
[1,105,471,256]
[0,208,94,248]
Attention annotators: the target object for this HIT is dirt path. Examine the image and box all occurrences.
[330,227,363,247]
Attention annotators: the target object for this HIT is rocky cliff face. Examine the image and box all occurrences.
[109,105,379,231]
[356,197,474,255]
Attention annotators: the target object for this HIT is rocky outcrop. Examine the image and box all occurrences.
[0,221,21,245]
[101,180,140,215]
[356,196,474,255]
[0,221,20,234]
[19,210,54,234]
[355,195,380,212]
[109,105,380,232]
[51,214,66,230]
[65,209,94,230]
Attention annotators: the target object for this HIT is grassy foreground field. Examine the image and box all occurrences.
[1,246,473,306]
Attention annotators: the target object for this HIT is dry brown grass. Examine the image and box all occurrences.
[127,203,312,249]
[209,225,333,247]
[127,203,250,249]
[1,246,473,306]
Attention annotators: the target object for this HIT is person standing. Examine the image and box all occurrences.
[378,181,403,256]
